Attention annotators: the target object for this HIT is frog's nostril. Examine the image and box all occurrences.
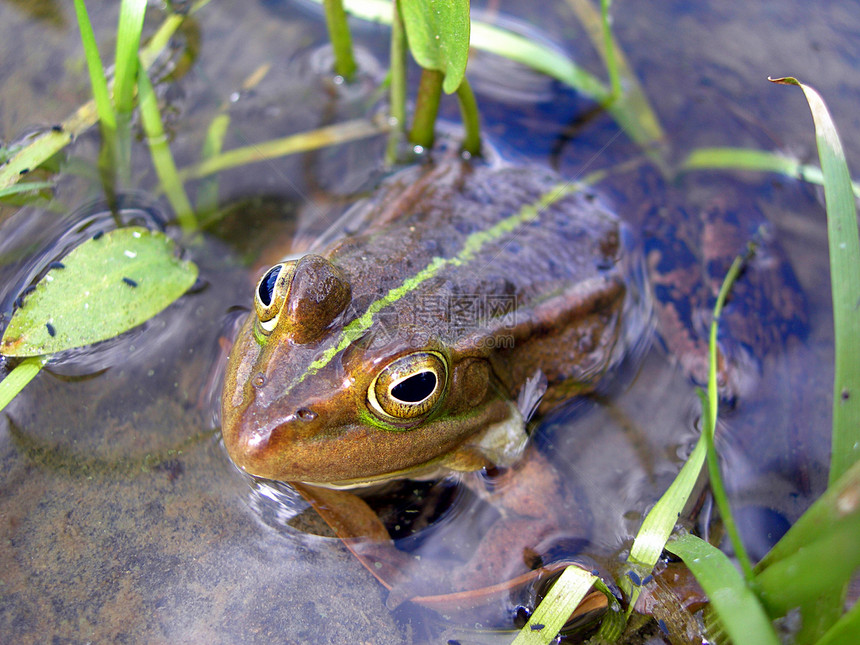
[296,407,317,422]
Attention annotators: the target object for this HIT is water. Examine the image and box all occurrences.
[0,0,854,642]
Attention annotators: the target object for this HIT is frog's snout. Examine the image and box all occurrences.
[223,407,321,480]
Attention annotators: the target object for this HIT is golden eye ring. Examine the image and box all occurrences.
[254,261,297,333]
[367,351,448,421]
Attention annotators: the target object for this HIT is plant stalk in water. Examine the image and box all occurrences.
[323,0,357,81]
[409,68,443,150]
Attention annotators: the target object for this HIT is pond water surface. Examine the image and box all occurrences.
[0,1,857,643]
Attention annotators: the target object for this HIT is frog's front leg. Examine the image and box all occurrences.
[452,441,591,591]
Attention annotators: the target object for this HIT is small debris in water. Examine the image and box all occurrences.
[48,261,65,270]
[51,124,63,133]
[92,230,104,241]
[46,323,56,337]
[641,574,654,586]
[122,277,138,288]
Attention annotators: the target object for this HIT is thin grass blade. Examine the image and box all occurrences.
[666,533,780,645]
[114,0,147,115]
[137,65,196,232]
[816,598,860,645]
[511,565,597,645]
[0,182,55,200]
[178,119,385,182]
[0,357,47,413]
[72,0,116,130]
[770,77,860,485]
[196,113,230,215]
[681,147,860,199]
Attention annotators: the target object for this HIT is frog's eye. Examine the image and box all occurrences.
[368,351,448,421]
[254,261,297,333]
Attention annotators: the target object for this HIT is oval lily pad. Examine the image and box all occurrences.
[1,227,198,357]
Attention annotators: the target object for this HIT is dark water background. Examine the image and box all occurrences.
[0,0,857,642]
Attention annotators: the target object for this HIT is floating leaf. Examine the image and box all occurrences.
[1,227,197,356]
[400,0,470,94]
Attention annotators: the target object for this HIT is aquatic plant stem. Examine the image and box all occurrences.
[702,252,755,583]
[600,0,621,97]
[409,68,443,150]
[323,0,357,81]
[385,0,407,165]
[456,78,481,157]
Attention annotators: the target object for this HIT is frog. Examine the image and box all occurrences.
[220,158,805,608]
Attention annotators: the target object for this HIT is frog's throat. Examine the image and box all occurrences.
[293,179,586,389]
[310,401,527,490]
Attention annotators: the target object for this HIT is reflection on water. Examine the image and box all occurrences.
[0,0,850,642]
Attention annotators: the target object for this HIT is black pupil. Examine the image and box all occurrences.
[258,265,281,306]
[391,371,437,403]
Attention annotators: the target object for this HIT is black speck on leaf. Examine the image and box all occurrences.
[92,230,104,240]
[122,277,138,288]
[48,261,65,270]
[530,623,545,631]
[46,323,56,337]
[19,168,29,175]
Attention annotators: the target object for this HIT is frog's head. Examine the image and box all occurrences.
[221,254,512,487]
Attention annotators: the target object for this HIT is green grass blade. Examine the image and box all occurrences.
[72,0,116,130]
[816,598,860,645]
[564,0,665,153]
[770,77,860,485]
[196,113,230,215]
[511,566,597,645]
[177,119,385,182]
[114,0,147,115]
[752,459,860,616]
[666,533,780,645]
[137,65,196,232]
[0,357,47,413]
[384,1,406,165]
[0,182,55,199]
[702,253,755,582]
[622,432,706,610]
[599,0,621,97]
[681,147,860,199]
[455,77,481,157]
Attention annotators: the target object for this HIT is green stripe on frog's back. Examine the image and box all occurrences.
[296,179,584,385]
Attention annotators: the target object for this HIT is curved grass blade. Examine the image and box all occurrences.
[1,227,197,357]
[177,118,385,182]
[400,0,469,94]
[511,565,597,645]
[137,64,196,232]
[666,533,780,645]
[770,77,860,485]
[0,356,47,414]
[681,146,860,198]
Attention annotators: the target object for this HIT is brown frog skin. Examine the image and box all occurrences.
[222,160,644,492]
[220,160,647,594]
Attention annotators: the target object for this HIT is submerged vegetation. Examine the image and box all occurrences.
[0,0,857,643]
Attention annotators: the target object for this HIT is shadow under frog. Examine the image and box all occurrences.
[220,159,806,615]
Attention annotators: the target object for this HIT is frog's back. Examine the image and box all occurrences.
[318,161,645,400]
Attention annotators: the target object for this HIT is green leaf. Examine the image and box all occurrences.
[1,227,197,356]
[666,533,780,645]
[816,599,860,645]
[770,77,860,485]
[400,0,470,94]
[0,356,47,413]
[113,0,147,115]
